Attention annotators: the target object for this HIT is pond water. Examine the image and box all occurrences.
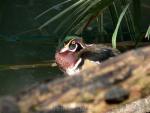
[0,40,62,96]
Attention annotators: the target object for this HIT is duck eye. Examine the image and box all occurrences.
[71,41,76,44]
[69,44,76,50]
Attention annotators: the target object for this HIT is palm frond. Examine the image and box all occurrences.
[132,0,142,45]
[38,0,85,30]
[54,0,91,33]
[145,26,150,40]
[38,0,115,30]
[109,1,124,41]
[35,0,72,20]
[37,0,143,47]
[112,2,130,48]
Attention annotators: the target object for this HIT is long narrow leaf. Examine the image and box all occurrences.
[38,0,85,30]
[54,0,91,33]
[60,0,101,35]
[109,1,124,41]
[35,0,72,20]
[145,25,150,40]
[112,2,130,48]
[121,0,136,41]
[132,0,141,45]
[72,14,92,34]
[61,0,115,35]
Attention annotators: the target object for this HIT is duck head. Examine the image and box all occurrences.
[55,36,86,76]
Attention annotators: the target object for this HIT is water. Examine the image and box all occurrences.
[0,40,62,96]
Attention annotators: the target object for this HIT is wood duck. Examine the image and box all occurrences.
[55,36,120,76]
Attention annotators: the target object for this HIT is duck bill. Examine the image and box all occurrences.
[77,38,86,48]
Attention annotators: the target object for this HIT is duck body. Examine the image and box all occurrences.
[79,44,119,62]
[55,36,120,76]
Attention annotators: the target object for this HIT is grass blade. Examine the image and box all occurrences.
[145,25,150,40]
[132,0,141,45]
[109,1,124,41]
[121,0,136,41]
[54,0,90,33]
[35,0,72,20]
[59,0,101,35]
[38,0,85,30]
[112,2,130,48]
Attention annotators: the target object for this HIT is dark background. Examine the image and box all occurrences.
[0,0,149,96]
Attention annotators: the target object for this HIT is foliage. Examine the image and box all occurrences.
[145,25,150,40]
[112,2,130,48]
[36,0,143,48]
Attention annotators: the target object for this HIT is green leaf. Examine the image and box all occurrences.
[38,0,115,32]
[57,0,101,34]
[132,0,141,45]
[112,2,130,48]
[109,1,124,41]
[145,25,150,40]
[54,0,91,33]
[38,0,85,30]
[35,0,72,20]
[120,0,136,41]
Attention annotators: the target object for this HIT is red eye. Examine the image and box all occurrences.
[72,41,76,44]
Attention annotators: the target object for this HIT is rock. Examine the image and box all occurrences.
[39,105,86,113]
[105,86,129,104]
[0,96,20,113]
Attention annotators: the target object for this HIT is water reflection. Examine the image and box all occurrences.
[0,40,62,96]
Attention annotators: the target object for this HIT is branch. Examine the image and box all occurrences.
[0,46,150,113]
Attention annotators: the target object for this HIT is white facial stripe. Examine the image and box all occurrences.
[73,58,82,70]
[59,46,69,53]
[60,43,77,53]
[66,58,82,76]
[66,68,80,76]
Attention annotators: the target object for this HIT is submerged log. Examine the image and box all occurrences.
[1,46,150,113]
